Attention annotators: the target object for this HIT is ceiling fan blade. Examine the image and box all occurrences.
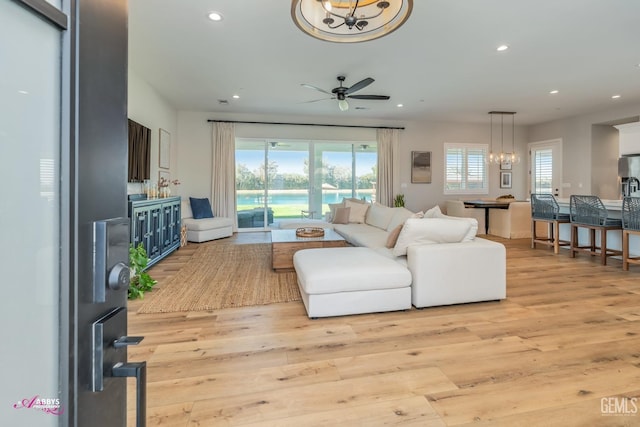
[300,97,333,104]
[348,94,390,100]
[301,84,332,95]
[345,77,374,94]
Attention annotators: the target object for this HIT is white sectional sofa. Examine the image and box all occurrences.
[293,200,506,317]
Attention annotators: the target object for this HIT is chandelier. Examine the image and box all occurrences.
[291,0,413,43]
[487,111,519,165]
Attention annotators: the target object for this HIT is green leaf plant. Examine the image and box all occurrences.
[394,194,405,208]
[128,243,157,299]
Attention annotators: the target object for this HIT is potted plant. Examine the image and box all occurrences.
[128,243,157,299]
[394,194,405,207]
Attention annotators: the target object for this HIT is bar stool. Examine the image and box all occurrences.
[530,194,570,254]
[622,196,640,270]
[569,195,622,265]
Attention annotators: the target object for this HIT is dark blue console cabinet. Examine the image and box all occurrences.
[128,196,181,267]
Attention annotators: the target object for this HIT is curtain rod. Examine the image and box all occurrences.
[207,119,404,130]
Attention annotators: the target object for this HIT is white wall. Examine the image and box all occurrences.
[127,68,179,195]
[397,120,528,212]
[528,103,640,198]
[176,111,528,213]
[591,125,620,199]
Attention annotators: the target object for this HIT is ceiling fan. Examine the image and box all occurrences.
[269,141,290,148]
[301,76,390,111]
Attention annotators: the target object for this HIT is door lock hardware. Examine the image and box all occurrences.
[113,336,144,348]
[113,362,146,427]
[92,217,130,302]
[108,262,130,290]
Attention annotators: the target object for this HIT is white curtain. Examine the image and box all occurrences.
[211,122,237,229]
[377,128,398,207]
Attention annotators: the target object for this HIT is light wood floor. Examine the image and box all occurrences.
[127,233,640,426]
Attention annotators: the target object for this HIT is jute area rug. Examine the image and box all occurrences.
[137,243,300,313]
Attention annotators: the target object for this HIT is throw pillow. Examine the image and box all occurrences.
[385,224,403,248]
[327,202,344,222]
[392,218,472,256]
[424,205,442,218]
[365,202,395,230]
[432,206,478,242]
[332,207,351,224]
[189,197,214,219]
[412,211,425,218]
[343,197,366,204]
[344,199,370,223]
[386,207,415,231]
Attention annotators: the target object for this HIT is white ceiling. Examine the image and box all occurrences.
[129,0,640,126]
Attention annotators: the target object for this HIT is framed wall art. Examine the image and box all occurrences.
[159,128,170,169]
[500,155,512,170]
[411,151,432,184]
[500,171,512,189]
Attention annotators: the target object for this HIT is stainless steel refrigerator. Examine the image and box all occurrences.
[619,155,640,197]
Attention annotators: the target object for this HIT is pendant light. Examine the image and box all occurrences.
[488,111,518,165]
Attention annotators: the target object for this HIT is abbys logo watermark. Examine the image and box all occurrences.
[13,395,63,416]
[601,397,638,416]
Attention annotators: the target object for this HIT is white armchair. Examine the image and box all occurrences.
[488,201,532,239]
[445,200,486,234]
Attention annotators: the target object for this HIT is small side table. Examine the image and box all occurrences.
[180,224,187,247]
[301,210,316,219]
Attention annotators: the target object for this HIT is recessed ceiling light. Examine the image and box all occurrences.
[612,94,621,99]
[397,104,403,108]
[549,90,559,94]
[208,11,223,21]
[496,44,509,52]
[17,90,29,95]
[232,95,240,99]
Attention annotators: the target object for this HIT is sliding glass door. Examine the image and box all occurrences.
[235,139,376,230]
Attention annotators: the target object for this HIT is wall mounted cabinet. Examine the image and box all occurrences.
[128,196,181,267]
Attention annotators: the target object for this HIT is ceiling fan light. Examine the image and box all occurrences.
[338,99,349,111]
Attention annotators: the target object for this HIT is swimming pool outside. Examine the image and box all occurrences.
[237,189,375,221]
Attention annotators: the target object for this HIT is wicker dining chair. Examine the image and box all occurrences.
[530,194,570,254]
[569,195,622,265]
[622,196,640,270]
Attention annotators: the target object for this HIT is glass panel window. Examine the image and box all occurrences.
[444,143,488,194]
[0,1,62,424]
[533,148,553,194]
[235,139,376,229]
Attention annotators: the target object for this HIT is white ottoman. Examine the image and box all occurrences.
[293,247,412,318]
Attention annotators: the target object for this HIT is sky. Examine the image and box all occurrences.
[237,149,376,176]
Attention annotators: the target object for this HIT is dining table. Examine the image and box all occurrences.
[463,199,514,235]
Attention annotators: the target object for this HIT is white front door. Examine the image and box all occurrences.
[529,139,563,197]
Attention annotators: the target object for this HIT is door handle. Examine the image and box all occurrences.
[113,335,144,348]
[113,362,146,427]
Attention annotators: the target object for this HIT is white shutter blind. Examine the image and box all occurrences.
[534,148,553,193]
[444,143,488,194]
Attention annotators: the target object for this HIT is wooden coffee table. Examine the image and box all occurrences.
[271,229,346,271]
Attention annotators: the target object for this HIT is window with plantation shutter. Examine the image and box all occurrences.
[533,148,553,194]
[444,143,489,194]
